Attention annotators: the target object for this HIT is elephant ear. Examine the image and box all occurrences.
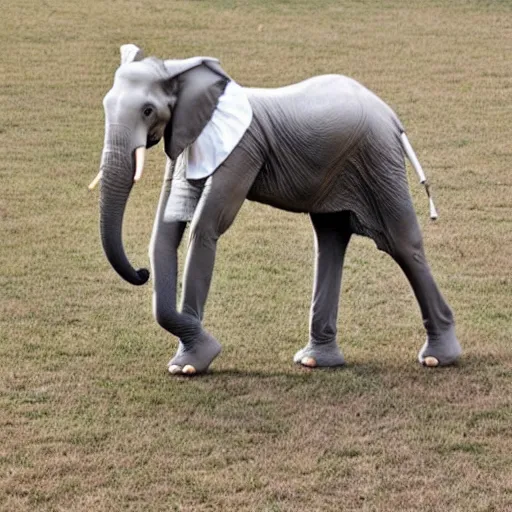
[120,44,144,64]
[163,58,230,160]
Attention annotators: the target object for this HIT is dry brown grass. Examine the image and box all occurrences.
[1,0,511,510]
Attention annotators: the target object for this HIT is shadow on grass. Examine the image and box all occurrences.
[170,351,510,390]
[196,357,476,378]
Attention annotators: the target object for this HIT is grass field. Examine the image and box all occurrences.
[1,0,511,510]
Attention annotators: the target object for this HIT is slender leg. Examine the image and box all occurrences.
[384,207,461,366]
[179,178,222,322]
[180,152,262,319]
[167,133,265,374]
[294,211,352,368]
[149,158,203,343]
[151,220,203,338]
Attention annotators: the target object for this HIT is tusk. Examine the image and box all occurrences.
[134,146,145,182]
[88,170,102,191]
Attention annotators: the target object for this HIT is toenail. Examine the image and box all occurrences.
[423,356,439,367]
[182,365,197,375]
[168,365,183,374]
[301,356,317,368]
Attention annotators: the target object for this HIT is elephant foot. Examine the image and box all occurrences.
[418,324,462,367]
[293,340,345,368]
[168,331,222,375]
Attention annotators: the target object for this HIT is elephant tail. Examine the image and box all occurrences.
[400,131,438,220]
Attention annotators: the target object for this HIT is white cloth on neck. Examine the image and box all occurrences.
[182,80,253,180]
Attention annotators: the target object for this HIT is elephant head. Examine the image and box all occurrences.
[93,44,229,285]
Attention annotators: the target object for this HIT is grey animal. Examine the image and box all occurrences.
[91,44,461,375]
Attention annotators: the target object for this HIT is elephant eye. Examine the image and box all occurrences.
[143,106,153,117]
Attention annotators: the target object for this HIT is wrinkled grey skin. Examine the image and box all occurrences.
[97,45,461,374]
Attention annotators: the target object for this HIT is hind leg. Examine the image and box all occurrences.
[382,208,461,366]
[294,212,352,368]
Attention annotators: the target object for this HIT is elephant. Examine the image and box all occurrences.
[91,43,461,375]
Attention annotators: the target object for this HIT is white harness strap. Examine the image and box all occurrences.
[164,80,252,222]
[184,80,253,180]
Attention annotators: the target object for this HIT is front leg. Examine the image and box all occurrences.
[165,179,224,375]
[149,158,207,358]
[294,212,352,368]
[166,135,264,375]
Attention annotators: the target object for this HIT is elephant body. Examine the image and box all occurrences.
[245,75,407,251]
[94,45,462,375]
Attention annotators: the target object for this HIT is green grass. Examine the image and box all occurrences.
[1,0,512,510]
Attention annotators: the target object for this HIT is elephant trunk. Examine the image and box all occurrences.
[99,126,149,286]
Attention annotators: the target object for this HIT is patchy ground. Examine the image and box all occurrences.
[1,0,511,510]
